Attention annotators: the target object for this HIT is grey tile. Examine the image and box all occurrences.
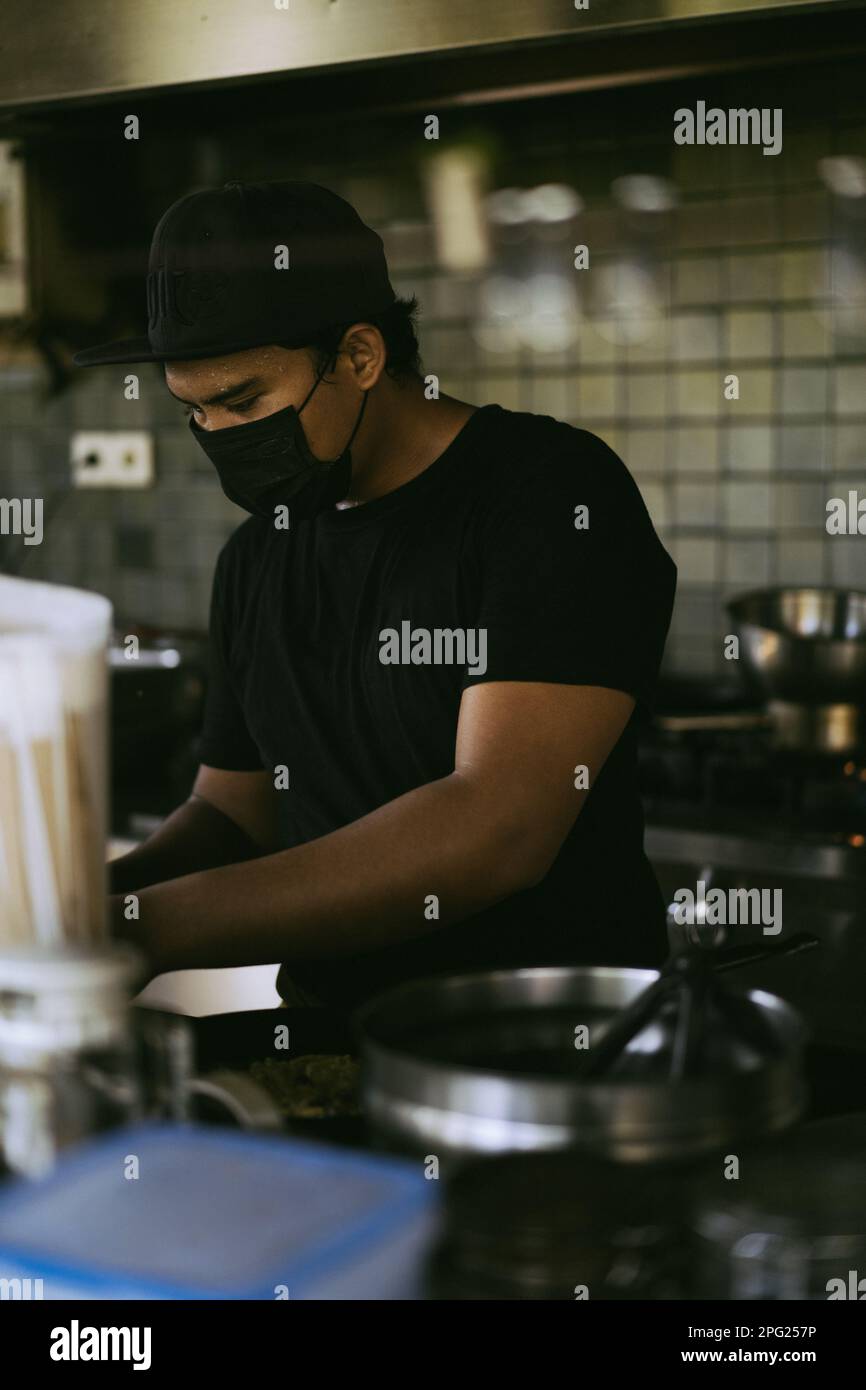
[780,365,828,416]
[116,491,158,523]
[155,519,196,571]
[779,191,830,243]
[828,243,866,306]
[580,373,620,419]
[428,274,478,320]
[779,308,829,358]
[579,320,620,365]
[82,523,113,567]
[116,570,161,623]
[39,521,79,571]
[621,428,669,476]
[668,535,720,582]
[834,364,866,415]
[777,537,826,585]
[0,388,38,426]
[673,479,719,526]
[833,423,866,473]
[779,247,827,301]
[115,524,154,570]
[475,375,523,411]
[670,638,721,675]
[832,305,866,353]
[726,251,778,302]
[722,538,773,586]
[774,481,826,529]
[725,309,775,359]
[671,312,721,362]
[829,536,866,587]
[625,317,670,365]
[671,425,720,473]
[722,422,772,472]
[423,324,476,370]
[722,479,772,529]
[670,590,723,647]
[673,255,723,306]
[159,574,198,628]
[156,427,200,481]
[727,139,780,190]
[529,374,574,420]
[777,423,827,473]
[673,369,720,418]
[734,368,775,414]
[725,194,779,245]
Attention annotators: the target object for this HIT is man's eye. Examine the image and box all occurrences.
[181,396,260,419]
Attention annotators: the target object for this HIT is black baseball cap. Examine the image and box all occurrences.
[73,180,397,367]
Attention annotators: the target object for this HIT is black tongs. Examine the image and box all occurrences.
[579,932,818,1082]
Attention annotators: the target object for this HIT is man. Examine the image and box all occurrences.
[74,180,676,1008]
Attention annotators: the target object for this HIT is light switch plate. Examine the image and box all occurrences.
[71,431,155,489]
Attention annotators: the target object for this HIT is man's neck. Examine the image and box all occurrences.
[341,383,477,506]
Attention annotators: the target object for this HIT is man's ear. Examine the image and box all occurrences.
[344,323,386,388]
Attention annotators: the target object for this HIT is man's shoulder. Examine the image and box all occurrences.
[475,405,636,501]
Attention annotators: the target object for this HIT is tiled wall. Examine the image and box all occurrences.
[3,59,865,677]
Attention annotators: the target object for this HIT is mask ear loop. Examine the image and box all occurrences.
[297,359,330,415]
[343,389,368,454]
[298,352,368,460]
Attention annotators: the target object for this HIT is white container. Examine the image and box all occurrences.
[0,577,112,946]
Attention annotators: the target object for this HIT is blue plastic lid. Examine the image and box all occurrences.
[0,1123,436,1298]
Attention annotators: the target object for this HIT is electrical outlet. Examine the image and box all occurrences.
[71,431,155,489]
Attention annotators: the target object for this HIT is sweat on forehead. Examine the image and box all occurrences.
[164,345,300,394]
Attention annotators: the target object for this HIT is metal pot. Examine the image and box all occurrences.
[727,587,866,706]
[357,965,807,1167]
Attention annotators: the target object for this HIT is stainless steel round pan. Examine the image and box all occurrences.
[356,966,807,1165]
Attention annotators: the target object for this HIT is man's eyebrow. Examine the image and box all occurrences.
[165,376,263,406]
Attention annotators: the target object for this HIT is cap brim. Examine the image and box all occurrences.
[71,334,309,367]
[72,336,159,367]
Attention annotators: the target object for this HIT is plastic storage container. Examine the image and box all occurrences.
[0,1124,438,1299]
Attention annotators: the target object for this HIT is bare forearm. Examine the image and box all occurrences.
[109,796,264,893]
[123,773,538,974]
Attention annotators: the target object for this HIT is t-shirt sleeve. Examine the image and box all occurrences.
[194,544,265,772]
[464,427,676,714]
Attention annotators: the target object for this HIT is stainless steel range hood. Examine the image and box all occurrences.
[0,0,856,110]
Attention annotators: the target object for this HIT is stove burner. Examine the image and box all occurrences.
[640,712,866,838]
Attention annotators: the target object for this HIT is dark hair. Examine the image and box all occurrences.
[281,293,422,383]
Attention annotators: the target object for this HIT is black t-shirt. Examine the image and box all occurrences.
[197,403,677,1008]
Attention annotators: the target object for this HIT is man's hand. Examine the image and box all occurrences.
[117,682,635,975]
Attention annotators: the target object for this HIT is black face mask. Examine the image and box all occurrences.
[188,367,367,521]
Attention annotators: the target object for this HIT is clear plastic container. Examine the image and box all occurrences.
[0,577,112,946]
[0,945,144,1179]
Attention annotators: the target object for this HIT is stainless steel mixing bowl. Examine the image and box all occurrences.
[727,587,866,705]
